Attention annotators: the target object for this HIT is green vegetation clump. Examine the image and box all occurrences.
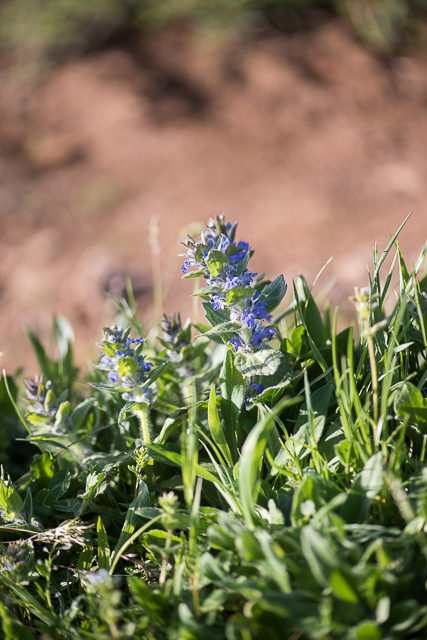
[1,0,427,61]
[1,214,427,639]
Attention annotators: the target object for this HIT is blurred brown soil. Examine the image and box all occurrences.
[1,19,427,375]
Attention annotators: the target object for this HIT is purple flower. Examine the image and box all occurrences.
[228,334,243,352]
[250,325,276,347]
[253,301,268,319]
[228,250,246,265]
[220,236,231,253]
[211,295,226,311]
[249,383,265,395]
[224,276,242,290]
[182,260,197,274]
[262,327,276,340]
[100,355,112,365]
[108,371,119,383]
[240,271,257,287]
[240,308,256,329]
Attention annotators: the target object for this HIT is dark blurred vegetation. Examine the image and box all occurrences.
[0,0,426,66]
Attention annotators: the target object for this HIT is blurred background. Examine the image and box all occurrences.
[1,0,427,373]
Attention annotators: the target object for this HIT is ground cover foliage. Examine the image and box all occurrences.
[1,215,427,639]
[1,0,427,60]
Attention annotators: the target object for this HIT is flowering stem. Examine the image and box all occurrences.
[134,404,152,445]
[159,530,172,586]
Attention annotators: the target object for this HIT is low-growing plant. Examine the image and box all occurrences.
[1,213,427,639]
[1,0,426,64]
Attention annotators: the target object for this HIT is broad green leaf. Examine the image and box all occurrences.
[111,481,150,567]
[148,445,221,485]
[329,569,359,603]
[25,326,52,383]
[0,480,24,519]
[25,413,48,426]
[193,284,223,297]
[296,274,327,345]
[128,577,169,624]
[203,302,230,328]
[71,398,95,430]
[206,250,228,277]
[182,268,205,279]
[300,525,339,587]
[225,286,253,306]
[235,348,283,377]
[97,516,111,570]
[258,274,287,314]
[200,321,241,337]
[102,341,116,357]
[48,469,70,500]
[142,529,183,546]
[340,452,383,523]
[30,453,54,482]
[351,622,382,640]
[285,324,310,356]
[394,381,427,431]
[236,248,252,276]
[238,397,290,527]
[208,386,233,467]
[117,356,141,377]
[53,316,74,361]
[77,547,93,571]
[54,401,70,428]
[291,474,341,526]
[220,350,244,462]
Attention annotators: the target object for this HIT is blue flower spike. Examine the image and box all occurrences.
[180,215,286,360]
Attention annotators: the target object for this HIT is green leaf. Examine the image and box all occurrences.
[340,452,383,523]
[48,469,70,501]
[236,248,252,276]
[300,525,339,587]
[238,397,290,527]
[97,516,111,571]
[129,577,169,624]
[203,302,230,328]
[258,275,287,314]
[26,413,48,426]
[394,382,427,432]
[0,601,36,640]
[329,569,360,603]
[351,622,382,640]
[200,321,241,337]
[193,284,223,297]
[225,286,253,306]
[117,356,141,377]
[102,340,117,357]
[296,274,327,345]
[291,474,341,526]
[235,348,283,377]
[0,480,24,519]
[285,324,310,356]
[77,546,93,571]
[220,350,244,462]
[182,268,205,279]
[208,386,233,467]
[111,481,151,567]
[71,398,95,430]
[206,251,228,277]
[30,453,54,482]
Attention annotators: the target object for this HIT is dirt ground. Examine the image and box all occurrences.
[1,19,427,375]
